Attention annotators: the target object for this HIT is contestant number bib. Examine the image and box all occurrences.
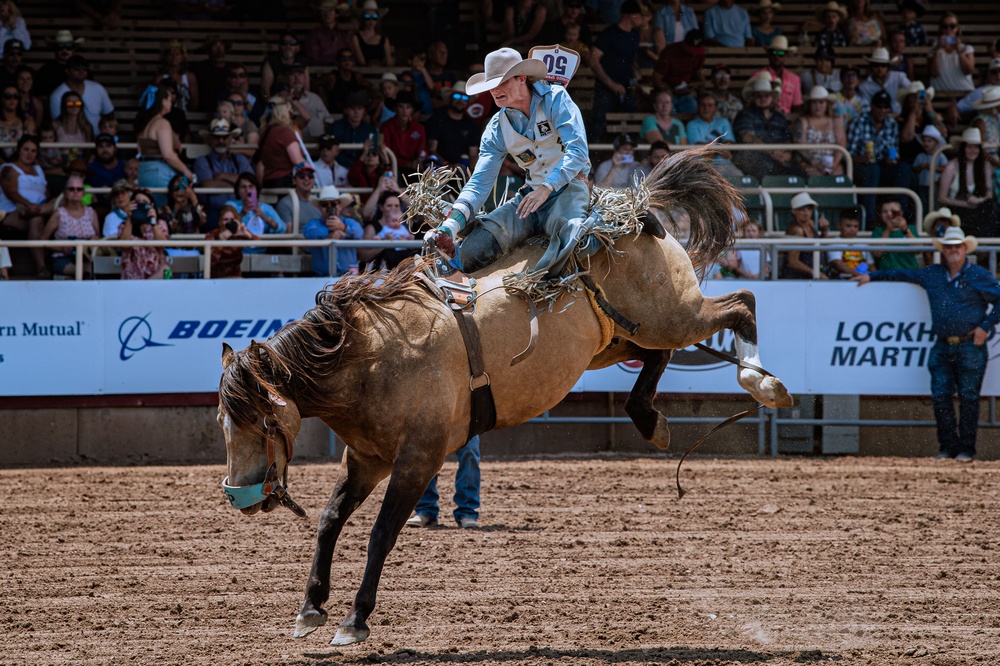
[528,45,581,87]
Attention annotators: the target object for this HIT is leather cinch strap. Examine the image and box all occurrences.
[416,272,497,439]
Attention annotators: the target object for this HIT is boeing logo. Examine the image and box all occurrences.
[117,315,291,360]
[118,314,172,361]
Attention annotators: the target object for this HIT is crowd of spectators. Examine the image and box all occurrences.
[0,0,999,281]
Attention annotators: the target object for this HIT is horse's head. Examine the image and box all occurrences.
[218,341,307,517]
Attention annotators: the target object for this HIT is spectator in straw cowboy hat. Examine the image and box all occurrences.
[34,30,84,98]
[732,75,802,180]
[855,225,1000,462]
[811,1,848,50]
[425,47,597,279]
[302,184,363,276]
[859,46,910,115]
[752,34,801,115]
[305,0,352,67]
[194,118,251,225]
[751,0,782,48]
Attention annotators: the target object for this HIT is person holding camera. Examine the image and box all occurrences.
[592,133,644,190]
[930,12,975,93]
[302,185,363,276]
[205,204,255,278]
[870,196,918,271]
[224,172,285,253]
[117,187,170,279]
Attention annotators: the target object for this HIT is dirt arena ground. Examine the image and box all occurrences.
[3,455,999,666]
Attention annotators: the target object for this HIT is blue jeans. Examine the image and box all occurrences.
[415,436,480,523]
[138,160,179,208]
[928,340,987,456]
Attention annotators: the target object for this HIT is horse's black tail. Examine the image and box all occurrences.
[642,146,742,278]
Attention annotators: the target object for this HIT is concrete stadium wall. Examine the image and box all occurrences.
[5,393,996,467]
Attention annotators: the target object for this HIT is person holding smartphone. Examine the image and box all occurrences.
[117,188,170,280]
[591,133,644,190]
[930,12,975,93]
[223,172,286,254]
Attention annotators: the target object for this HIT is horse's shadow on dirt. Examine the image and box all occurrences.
[301,646,839,664]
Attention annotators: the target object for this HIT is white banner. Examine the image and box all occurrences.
[3,280,999,397]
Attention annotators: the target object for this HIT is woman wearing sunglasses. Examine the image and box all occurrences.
[0,83,33,160]
[351,2,393,67]
[39,173,98,278]
[930,12,975,93]
[52,90,92,170]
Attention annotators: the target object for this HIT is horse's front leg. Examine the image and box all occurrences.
[294,448,391,639]
[332,455,443,646]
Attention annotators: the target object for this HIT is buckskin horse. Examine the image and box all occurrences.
[217,148,793,646]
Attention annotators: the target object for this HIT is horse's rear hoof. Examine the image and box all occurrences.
[294,610,327,638]
[331,625,370,646]
[765,377,794,409]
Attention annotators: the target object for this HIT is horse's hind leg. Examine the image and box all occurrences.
[624,347,674,450]
[708,290,793,409]
[294,447,392,639]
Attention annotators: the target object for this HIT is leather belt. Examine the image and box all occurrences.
[944,333,973,345]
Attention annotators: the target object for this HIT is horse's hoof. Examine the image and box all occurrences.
[762,376,794,409]
[331,625,370,646]
[649,414,671,451]
[293,610,327,638]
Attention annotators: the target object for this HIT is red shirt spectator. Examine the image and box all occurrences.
[380,92,426,171]
[653,30,706,90]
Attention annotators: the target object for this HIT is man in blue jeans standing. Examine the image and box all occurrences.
[406,436,480,529]
[855,225,1000,461]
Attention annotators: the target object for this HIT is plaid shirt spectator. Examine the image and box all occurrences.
[847,112,899,161]
[814,28,848,50]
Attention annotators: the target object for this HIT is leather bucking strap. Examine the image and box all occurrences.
[416,272,497,440]
[579,274,640,336]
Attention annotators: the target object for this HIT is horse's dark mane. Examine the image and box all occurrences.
[644,146,740,277]
[218,260,427,432]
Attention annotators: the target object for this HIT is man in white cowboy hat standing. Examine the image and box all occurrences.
[859,46,910,115]
[752,35,801,115]
[36,31,84,98]
[427,47,595,278]
[855,225,1000,462]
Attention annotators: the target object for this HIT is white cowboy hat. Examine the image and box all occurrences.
[754,0,781,12]
[742,72,780,100]
[466,47,549,96]
[815,1,847,19]
[806,85,833,101]
[959,127,983,145]
[933,225,977,252]
[198,118,242,139]
[764,35,797,54]
[972,85,1000,110]
[48,30,85,47]
[897,80,934,103]
[922,207,961,234]
[318,185,355,206]
[791,192,819,209]
[920,124,946,148]
[865,47,900,65]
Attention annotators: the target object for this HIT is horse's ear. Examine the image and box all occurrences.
[222,342,235,367]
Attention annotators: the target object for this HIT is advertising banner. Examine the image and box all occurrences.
[3,279,999,397]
